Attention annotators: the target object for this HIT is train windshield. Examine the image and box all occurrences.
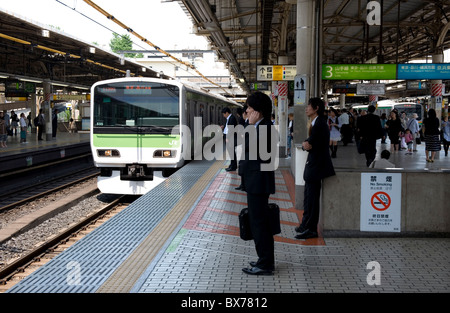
[394,104,423,120]
[93,82,179,130]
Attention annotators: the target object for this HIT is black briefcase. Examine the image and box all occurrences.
[238,203,281,241]
[269,203,281,235]
[239,208,253,240]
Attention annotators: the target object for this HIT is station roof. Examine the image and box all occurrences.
[0,1,449,100]
[0,9,170,92]
[176,0,450,95]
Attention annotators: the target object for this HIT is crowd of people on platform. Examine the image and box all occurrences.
[223,101,449,170]
[317,105,449,165]
[0,108,70,148]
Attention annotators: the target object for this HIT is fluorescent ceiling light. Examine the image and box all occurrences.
[19,78,43,83]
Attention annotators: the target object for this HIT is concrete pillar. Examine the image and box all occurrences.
[339,94,345,109]
[278,56,289,158]
[277,81,288,157]
[43,81,52,141]
[430,53,443,159]
[30,93,37,133]
[293,0,317,211]
[430,54,443,120]
[369,95,378,106]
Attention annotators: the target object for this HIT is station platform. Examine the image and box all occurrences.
[5,142,449,296]
[0,129,90,173]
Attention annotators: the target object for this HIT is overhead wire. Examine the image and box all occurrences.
[80,0,233,96]
[0,32,130,75]
[54,0,185,73]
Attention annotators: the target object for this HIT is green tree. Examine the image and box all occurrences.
[109,34,143,58]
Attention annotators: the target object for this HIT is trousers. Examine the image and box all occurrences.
[247,192,274,270]
[300,179,322,233]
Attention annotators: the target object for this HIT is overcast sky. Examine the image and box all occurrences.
[0,0,209,51]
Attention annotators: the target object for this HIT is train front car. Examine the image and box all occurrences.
[90,78,183,195]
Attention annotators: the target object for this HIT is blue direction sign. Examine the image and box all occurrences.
[397,63,450,80]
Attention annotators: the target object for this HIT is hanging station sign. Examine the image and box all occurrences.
[257,65,297,81]
[322,64,397,80]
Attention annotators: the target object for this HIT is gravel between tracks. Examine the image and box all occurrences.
[0,179,119,269]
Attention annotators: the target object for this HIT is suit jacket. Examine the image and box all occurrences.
[225,114,238,144]
[303,116,335,182]
[226,114,238,128]
[358,113,383,140]
[241,118,275,195]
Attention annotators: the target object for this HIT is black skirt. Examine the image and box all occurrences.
[425,134,441,151]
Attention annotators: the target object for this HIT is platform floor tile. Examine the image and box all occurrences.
[136,231,449,293]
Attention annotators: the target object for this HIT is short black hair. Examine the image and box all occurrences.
[381,150,390,159]
[368,105,376,113]
[308,97,325,116]
[221,107,231,114]
[245,92,272,119]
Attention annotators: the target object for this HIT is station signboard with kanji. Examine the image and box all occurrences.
[360,173,401,232]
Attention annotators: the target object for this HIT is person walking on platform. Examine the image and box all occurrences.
[380,113,388,144]
[385,110,403,152]
[52,108,58,139]
[406,113,420,152]
[295,98,335,240]
[399,111,409,149]
[27,112,32,129]
[37,109,45,141]
[0,111,7,148]
[339,108,351,146]
[287,113,294,158]
[19,113,27,143]
[240,92,276,276]
[221,107,238,171]
[442,116,450,157]
[357,105,383,167]
[422,108,441,162]
[327,107,341,158]
[10,110,18,136]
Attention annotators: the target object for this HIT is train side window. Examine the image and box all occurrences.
[217,106,222,125]
[208,104,214,126]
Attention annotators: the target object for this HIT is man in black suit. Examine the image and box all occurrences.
[222,107,238,171]
[240,92,277,276]
[236,106,248,191]
[295,98,335,240]
[357,105,383,167]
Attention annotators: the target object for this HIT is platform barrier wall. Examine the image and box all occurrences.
[321,171,449,234]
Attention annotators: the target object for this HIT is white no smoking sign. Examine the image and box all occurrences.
[360,173,401,232]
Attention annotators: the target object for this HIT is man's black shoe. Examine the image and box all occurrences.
[249,261,274,271]
[294,229,318,240]
[294,225,305,233]
[242,267,273,276]
[225,167,236,172]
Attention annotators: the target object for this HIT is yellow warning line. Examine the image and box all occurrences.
[96,160,224,293]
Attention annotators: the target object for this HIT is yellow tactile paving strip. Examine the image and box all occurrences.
[96,160,224,293]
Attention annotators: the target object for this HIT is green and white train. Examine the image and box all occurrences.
[90,77,239,195]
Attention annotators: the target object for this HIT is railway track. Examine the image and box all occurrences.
[0,166,99,213]
[0,195,133,292]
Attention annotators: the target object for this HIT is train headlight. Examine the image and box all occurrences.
[154,150,176,158]
[97,149,120,157]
